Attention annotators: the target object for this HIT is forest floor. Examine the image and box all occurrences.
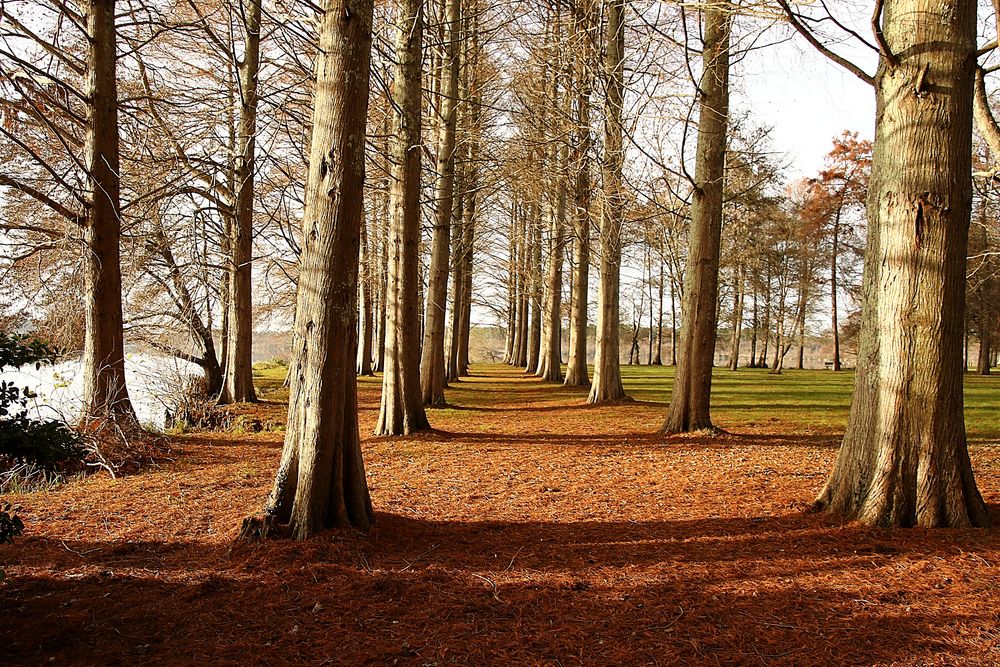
[2,364,1000,666]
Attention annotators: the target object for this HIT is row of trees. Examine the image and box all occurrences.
[3,0,999,536]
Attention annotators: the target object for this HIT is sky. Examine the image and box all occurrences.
[731,17,878,180]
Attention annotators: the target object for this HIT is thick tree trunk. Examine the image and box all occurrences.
[219,0,262,405]
[588,0,627,403]
[376,0,430,435]
[815,0,989,528]
[246,0,374,540]
[420,0,461,405]
[80,0,137,426]
[564,21,592,387]
[662,6,729,433]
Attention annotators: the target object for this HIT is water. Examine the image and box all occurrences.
[1,352,205,430]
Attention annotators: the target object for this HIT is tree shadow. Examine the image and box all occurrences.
[3,509,997,665]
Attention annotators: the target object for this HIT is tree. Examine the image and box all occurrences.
[563,0,595,388]
[420,0,461,405]
[376,0,430,435]
[0,0,140,425]
[218,0,263,405]
[816,132,871,371]
[661,3,730,433]
[243,0,375,539]
[588,0,628,403]
[781,0,990,527]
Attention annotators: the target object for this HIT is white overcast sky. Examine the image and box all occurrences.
[731,16,879,179]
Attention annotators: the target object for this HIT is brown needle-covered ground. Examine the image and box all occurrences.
[2,364,999,666]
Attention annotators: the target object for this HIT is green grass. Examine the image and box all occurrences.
[256,361,1000,443]
[619,364,1000,441]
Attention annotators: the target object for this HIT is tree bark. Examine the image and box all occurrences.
[526,205,543,373]
[977,327,991,375]
[420,0,461,406]
[246,0,375,540]
[357,214,374,376]
[220,0,262,405]
[662,5,730,432]
[80,0,137,426]
[538,159,566,382]
[375,191,389,372]
[729,265,743,371]
[831,206,842,370]
[815,0,990,528]
[588,0,627,403]
[564,4,592,387]
[375,0,430,435]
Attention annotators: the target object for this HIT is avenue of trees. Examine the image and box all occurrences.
[3,0,1000,535]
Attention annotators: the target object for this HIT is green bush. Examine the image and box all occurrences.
[0,333,84,473]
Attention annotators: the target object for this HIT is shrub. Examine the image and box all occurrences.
[0,501,24,581]
[0,333,84,485]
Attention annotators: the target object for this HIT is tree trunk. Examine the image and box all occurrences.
[815,0,989,528]
[729,266,743,371]
[80,0,137,426]
[669,278,677,365]
[154,226,224,396]
[375,189,389,373]
[654,257,664,365]
[662,5,729,433]
[446,187,465,382]
[375,0,430,435]
[420,0,461,406]
[458,179,476,376]
[526,206,543,373]
[564,9,593,387]
[758,265,771,368]
[588,0,627,403]
[245,0,374,540]
[538,159,566,382]
[831,206,842,370]
[357,214,374,376]
[219,0,262,405]
[504,205,518,364]
[977,325,991,375]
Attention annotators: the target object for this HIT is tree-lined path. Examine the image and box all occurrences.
[3,366,999,664]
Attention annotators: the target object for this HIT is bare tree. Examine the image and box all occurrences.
[376,0,430,435]
[781,0,990,527]
[243,0,375,539]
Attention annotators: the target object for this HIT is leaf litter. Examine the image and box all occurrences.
[1,365,998,666]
